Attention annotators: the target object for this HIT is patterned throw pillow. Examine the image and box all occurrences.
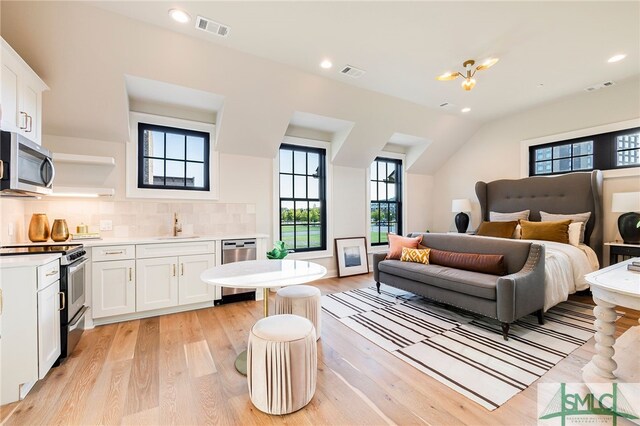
[400,247,430,264]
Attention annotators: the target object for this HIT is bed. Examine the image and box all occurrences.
[475,170,603,310]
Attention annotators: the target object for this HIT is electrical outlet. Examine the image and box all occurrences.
[7,223,14,236]
[99,220,113,231]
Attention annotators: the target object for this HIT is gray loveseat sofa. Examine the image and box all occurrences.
[372,233,545,340]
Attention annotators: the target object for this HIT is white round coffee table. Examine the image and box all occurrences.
[200,259,327,374]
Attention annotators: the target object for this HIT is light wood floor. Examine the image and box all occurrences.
[1,273,638,426]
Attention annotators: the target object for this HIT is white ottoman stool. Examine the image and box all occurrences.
[275,285,322,340]
[247,314,317,415]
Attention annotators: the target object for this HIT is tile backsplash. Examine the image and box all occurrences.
[1,199,256,243]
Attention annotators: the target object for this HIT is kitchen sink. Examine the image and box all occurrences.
[156,235,200,240]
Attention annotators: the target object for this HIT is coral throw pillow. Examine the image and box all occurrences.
[400,247,430,264]
[387,234,423,260]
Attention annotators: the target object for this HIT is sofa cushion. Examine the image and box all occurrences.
[408,233,531,274]
[377,260,498,300]
[387,234,423,260]
[428,248,507,276]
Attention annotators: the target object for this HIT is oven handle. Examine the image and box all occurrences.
[68,258,89,273]
[69,306,88,329]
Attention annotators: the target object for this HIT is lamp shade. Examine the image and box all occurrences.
[611,192,640,212]
[452,198,472,213]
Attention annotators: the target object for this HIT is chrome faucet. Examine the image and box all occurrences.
[173,213,182,237]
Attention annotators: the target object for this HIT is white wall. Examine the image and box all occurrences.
[431,77,640,253]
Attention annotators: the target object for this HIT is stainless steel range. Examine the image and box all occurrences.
[0,243,88,362]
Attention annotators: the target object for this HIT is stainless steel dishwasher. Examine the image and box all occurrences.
[219,238,257,304]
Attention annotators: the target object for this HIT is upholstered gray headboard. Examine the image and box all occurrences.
[475,170,604,264]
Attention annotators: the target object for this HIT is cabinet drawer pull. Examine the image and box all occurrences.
[129,268,133,282]
[26,115,33,133]
[105,250,124,255]
[172,264,176,277]
[181,263,184,276]
[46,269,59,277]
[59,292,66,311]
[19,111,28,129]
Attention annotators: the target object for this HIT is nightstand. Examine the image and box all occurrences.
[605,242,640,265]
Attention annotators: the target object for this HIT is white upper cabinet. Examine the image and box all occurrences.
[0,37,48,145]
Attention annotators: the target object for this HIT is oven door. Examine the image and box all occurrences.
[67,257,87,321]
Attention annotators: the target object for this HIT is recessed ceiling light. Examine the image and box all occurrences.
[461,107,471,113]
[608,54,626,63]
[168,8,191,24]
[320,59,333,69]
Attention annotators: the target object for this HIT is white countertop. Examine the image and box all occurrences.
[0,253,61,268]
[6,233,270,248]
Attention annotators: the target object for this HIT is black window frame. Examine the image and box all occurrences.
[278,143,327,253]
[137,122,210,191]
[529,126,640,176]
[370,157,403,246]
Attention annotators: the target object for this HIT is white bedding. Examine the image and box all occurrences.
[523,239,599,310]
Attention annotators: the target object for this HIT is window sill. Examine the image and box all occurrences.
[369,245,389,254]
[286,250,334,260]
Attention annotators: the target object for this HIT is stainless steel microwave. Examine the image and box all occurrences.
[0,131,55,196]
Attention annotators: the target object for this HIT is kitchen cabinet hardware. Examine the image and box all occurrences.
[181,263,184,276]
[26,114,32,132]
[58,291,66,311]
[0,160,4,179]
[19,111,28,129]
[105,250,124,255]
[173,264,176,277]
[46,269,59,277]
[129,267,133,282]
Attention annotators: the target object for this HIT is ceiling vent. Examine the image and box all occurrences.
[340,65,366,79]
[438,102,456,110]
[584,80,615,92]
[195,16,230,38]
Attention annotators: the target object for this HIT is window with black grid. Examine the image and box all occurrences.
[529,127,639,176]
[278,144,326,252]
[370,157,402,246]
[138,123,210,191]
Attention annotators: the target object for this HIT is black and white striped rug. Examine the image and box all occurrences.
[322,285,618,411]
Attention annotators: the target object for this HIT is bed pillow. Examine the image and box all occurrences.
[400,247,430,264]
[540,211,591,243]
[476,221,518,238]
[568,222,583,246]
[520,219,571,244]
[428,248,507,276]
[489,210,530,222]
[387,234,423,260]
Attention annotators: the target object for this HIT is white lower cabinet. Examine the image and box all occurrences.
[37,279,61,379]
[0,258,60,405]
[91,241,216,323]
[136,257,179,312]
[179,254,215,305]
[92,259,136,318]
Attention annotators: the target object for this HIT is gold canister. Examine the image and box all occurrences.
[76,223,88,234]
[28,213,50,242]
[51,219,70,242]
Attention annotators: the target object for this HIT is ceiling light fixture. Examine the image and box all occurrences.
[461,107,471,113]
[437,58,499,91]
[608,54,626,63]
[168,8,191,24]
[320,59,333,69]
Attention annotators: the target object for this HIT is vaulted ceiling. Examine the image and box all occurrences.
[1,1,638,174]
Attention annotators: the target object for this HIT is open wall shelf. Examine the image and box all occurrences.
[53,153,115,166]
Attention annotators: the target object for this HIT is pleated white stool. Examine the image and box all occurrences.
[247,314,317,415]
[275,285,322,340]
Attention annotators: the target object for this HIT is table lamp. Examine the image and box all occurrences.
[452,199,472,233]
[611,192,640,244]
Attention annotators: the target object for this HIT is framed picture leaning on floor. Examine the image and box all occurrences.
[335,237,369,277]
